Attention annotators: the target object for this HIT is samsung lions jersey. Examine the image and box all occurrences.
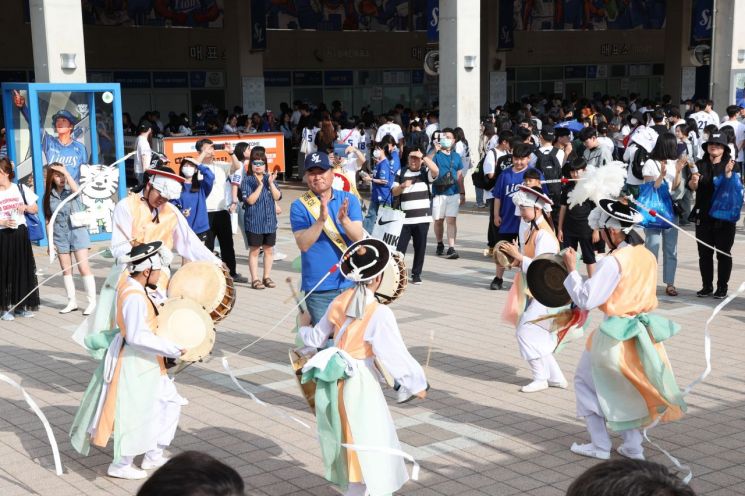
[42,132,88,182]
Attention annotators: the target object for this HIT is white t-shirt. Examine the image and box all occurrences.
[641,159,677,193]
[486,135,499,151]
[0,183,37,228]
[690,111,718,133]
[375,123,404,143]
[482,148,501,200]
[598,136,615,156]
[302,127,319,154]
[425,122,439,141]
[134,135,152,174]
[455,141,472,173]
[720,120,745,161]
[338,128,362,171]
[204,161,231,212]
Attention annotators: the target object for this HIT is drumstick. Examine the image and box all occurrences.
[285,277,305,313]
[424,329,435,372]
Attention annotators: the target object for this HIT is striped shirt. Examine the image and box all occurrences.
[240,175,280,234]
[393,166,436,224]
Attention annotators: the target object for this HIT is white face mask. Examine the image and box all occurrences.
[181,166,195,178]
[440,138,452,149]
[373,149,384,160]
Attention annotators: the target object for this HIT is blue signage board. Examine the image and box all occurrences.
[324,71,354,86]
[113,71,151,88]
[264,71,292,87]
[153,72,189,88]
[293,71,323,86]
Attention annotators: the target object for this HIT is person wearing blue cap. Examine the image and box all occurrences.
[12,90,89,182]
[290,151,364,324]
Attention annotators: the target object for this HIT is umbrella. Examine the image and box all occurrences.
[555,120,585,132]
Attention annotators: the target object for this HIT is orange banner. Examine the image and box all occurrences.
[162,133,286,173]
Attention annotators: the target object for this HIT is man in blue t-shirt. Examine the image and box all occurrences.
[430,128,465,259]
[491,142,544,290]
[290,152,364,324]
[13,90,89,182]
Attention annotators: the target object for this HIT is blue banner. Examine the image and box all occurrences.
[498,0,514,50]
[426,0,439,43]
[690,0,713,46]
[251,0,267,50]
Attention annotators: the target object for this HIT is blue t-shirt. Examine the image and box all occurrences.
[390,149,401,174]
[371,158,395,205]
[491,167,544,234]
[290,190,363,292]
[432,151,463,196]
[42,133,89,182]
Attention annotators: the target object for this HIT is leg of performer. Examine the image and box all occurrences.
[571,351,610,459]
[521,358,549,393]
[618,428,645,460]
[543,353,568,388]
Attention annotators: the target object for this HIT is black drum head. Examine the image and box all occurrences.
[526,255,571,308]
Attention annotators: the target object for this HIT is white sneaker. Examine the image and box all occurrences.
[1,312,14,321]
[107,464,148,479]
[617,445,645,460]
[548,380,569,389]
[273,250,288,261]
[570,442,610,460]
[176,393,189,406]
[141,455,170,470]
[396,386,414,404]
[520,380,548,393]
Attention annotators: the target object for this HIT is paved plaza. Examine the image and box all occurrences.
[1,186,745,495]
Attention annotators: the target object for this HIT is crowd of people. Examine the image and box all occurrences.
[0,89,741,496]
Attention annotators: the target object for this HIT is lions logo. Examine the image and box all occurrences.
[79,165,119,234]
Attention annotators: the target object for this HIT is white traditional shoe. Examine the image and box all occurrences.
[548,380,569,389]
[141,455,170,470]
[570,442,610,460]
[617,445,645,460]
[176,393,189,406]
[520,380,549,393]
[107,464,148,479]
[396,386,414,404]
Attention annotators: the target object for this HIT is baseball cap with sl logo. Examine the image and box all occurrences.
[304,152,332,171]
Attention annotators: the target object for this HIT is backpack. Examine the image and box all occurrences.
[535,147,562,204]
[471,149,498,190]
[630,146,649,180]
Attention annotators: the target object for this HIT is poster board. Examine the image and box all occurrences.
[162,133,286,174]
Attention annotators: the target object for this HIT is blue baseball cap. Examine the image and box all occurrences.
[304,152,331,171]
[51,109,78,126]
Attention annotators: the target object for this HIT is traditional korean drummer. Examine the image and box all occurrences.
[70,241,188,480]
[498,185,569,394]
[297,238,427,496]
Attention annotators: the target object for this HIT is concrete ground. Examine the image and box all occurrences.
[1,185,745,495]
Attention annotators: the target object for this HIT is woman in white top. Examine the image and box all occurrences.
[642,133,686,296]
[222,114,239,134]
[0,157,40,320]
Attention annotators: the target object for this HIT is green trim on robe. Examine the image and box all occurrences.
[592,313,687,432]
[301,354,350,489]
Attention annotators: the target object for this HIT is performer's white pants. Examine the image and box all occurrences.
[344,482,367,496]
[527,355,566,383]
[112,446,165,468]
[575,351,643,455]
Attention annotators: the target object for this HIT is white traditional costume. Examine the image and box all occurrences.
[563,199,685,461]
[503,186,568,393]
[298,238,426,496]
[70,242,187,480]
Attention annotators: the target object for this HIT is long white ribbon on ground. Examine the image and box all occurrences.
[0,373,63,476]
[341,443,420,481]
[643,281,745,484]
[221,357,311,429]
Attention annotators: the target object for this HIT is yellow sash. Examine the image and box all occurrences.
[298,190,349,254]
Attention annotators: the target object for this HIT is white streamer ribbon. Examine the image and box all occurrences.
[221,357,311,429]
[0,373,63,476]
[642,280,745,484]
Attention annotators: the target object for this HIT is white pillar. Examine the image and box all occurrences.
[710,0,745,115]
[29,0,87,83]
[439,0,481,200]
